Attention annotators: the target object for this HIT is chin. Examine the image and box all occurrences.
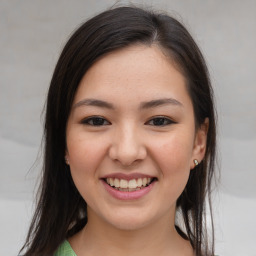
[102,211,157,231]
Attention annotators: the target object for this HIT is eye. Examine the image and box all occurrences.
[81,116,111,126]
[146,116,175,126]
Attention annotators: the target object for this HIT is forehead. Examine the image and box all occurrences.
[73,45,191,108]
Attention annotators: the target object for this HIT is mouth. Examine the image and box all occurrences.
[103,177,157,192]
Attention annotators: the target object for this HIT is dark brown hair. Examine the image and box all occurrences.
[20,6,216,256]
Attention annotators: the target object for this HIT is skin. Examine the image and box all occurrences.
[66,44,208,256]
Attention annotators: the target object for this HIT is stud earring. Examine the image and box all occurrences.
[194,159,199,167]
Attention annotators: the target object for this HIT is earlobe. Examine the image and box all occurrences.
[65,150,70,165]
[191,118,209,169]
[65,156,70,165]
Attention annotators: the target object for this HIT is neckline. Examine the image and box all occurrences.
[57,240,77,256]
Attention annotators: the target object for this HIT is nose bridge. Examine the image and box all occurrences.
[109,121,146,166]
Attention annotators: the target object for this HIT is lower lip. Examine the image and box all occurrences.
[102,180,155,200]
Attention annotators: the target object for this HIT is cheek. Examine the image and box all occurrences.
[67,139,106,206]
[67,134,106,171]
[67,136,108,196]
[153,134,193,172]
[150,134,193,196]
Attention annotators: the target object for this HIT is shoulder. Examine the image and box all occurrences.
[54,240,77,256]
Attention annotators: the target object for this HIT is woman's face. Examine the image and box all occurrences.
[66,45,207,231]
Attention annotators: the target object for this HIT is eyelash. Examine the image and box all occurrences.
[81,116,111,126]
[81,116,176,127]
[145,116,176,126]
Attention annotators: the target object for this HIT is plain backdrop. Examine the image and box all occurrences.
[0,0,256,255]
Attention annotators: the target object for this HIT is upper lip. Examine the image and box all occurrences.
[101,173,156,181]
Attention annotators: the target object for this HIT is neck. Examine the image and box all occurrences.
[69,209,193,256]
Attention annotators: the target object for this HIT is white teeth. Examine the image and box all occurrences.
[142,178,148,186]
[114,178,119,188]
[128,179,137,188]
[106,177,153,189]
[109,178,114,186]
[120,179,128,188]
[137,178,143,187]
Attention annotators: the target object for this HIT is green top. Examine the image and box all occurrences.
[53,239,219,256]
[54,240,77,256]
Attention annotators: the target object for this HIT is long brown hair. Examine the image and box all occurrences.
[20,6,217,256]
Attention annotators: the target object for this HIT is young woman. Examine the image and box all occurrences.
[20,6,217,256]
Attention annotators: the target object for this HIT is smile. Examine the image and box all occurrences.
[101,173,157,200]
[105,177,154,192]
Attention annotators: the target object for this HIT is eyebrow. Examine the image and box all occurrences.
[139,98,183,109]
[73,98,183,110]
[73,99,114,109]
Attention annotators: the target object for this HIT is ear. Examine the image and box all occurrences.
[190,118,209,169]
[65,150,70,165]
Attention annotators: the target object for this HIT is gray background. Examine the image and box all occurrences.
[0,0,255,255]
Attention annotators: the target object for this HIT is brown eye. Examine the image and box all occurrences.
[146,117,175,126]
[81,117,111,126]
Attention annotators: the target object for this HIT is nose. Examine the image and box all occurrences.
[108,124,147,167]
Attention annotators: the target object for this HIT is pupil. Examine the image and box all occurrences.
[93,118,104,125]
[154,118,165,125]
